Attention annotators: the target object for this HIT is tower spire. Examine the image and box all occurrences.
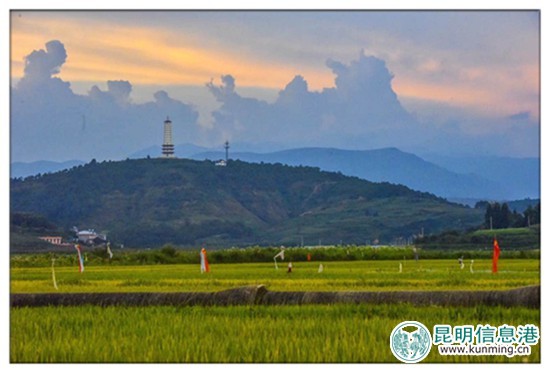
[162,116,175,158]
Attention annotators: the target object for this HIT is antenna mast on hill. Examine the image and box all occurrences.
[224,140,230,162]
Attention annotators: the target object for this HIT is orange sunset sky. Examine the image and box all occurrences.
[11,11,539,117]
[8,10,541,162]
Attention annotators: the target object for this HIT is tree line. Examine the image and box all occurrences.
[475,201,540,230]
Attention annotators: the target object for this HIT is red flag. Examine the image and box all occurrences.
[492,238,500,273]
[200,248,210,273]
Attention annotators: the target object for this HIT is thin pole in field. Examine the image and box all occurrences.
[51,257,58,290]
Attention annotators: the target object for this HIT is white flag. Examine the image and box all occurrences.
[273,250,284,270]
[51,258,58,290]
[399,262,403,273]
[106,243,113,259]
[470,259,474,274]
[318,263,324,273]
[200,248,210,273]
[200,249,206,273]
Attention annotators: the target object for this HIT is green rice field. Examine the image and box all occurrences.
[10,259,540,293]
[10,258,540,363]
[11,304,539,363]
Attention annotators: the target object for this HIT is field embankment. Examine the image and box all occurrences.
[11,284,540,308]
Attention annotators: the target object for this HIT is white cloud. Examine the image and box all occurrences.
[11,40,200,162]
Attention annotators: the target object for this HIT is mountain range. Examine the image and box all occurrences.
[10,160,85,179]
[10,158,484,248]
[11,145,539,201]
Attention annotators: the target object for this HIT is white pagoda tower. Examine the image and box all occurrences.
[162,116,175,158]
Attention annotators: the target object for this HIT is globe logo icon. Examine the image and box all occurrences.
[390,321,432,363]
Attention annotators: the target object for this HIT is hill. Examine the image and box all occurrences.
[12,146,539,202]
[10,158,484,248]
[505,198,540,213]
[10,212,66,253]
[11,160,84,179]
[421,154,539,200]
[191,147,505,199]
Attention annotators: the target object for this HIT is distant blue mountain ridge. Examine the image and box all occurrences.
[11,145,539,201]
[10,160,85,179]
[420,153,539,202]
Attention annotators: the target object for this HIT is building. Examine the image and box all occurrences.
[76,229,107,245]
[38,236,63,245]
[162,116,175,158]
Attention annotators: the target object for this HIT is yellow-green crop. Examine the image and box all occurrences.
[11,259,540,293]
[11,304,539,363]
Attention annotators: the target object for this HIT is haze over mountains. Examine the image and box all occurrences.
[10,160,84,179]
[11,145,539,202]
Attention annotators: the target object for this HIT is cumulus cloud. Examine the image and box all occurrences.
[11,41,539,161]
[11,40,200,162]
[16,40,73,102]
[89,80,133,106]
[206,51,539,156]
[207,51,416,148]
[23,40,67,81]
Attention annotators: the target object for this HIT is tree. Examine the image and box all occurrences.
[499,203,510,228]
[523,204,540,227]
[485,203,496,229]
[485,202,511,229]
[475,200,489,210]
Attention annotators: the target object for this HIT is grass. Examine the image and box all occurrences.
[10,259,540,293]
[11,303,539,363]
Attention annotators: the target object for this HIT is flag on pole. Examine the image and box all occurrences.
[492,238,500,273]
[51,258,59,290]
[200,248,210,273]
[318,263,324,273]
[273,249,285,269]
[106,243,113,259]
[74,244,85,273]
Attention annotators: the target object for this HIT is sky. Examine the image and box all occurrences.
[9,10,540,162]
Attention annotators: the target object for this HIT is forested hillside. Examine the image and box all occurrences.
[11,158,484,248]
